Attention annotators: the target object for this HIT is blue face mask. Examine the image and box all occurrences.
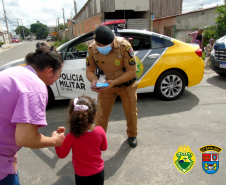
[97,44,112,55]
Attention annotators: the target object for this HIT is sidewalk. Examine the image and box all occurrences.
[0,42,23,53]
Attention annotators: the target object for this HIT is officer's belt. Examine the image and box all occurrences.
[104,69,124,80]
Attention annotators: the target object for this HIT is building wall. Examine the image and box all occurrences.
[150,0,183,19]
[176,8,217,30]
[0,35,4,42]
[74,0,101,24]
[68,13,102,39]
[74,0,182,25]
[0,21,2,31]
[115,0,149,11]
[154,17,176,34]
[176,7,218,42]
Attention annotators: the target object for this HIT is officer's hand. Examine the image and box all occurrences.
[99,80,115,92]
[91,80,100,92]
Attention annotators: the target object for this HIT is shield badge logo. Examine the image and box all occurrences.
[173,145,196,174]
[200,145,222,174]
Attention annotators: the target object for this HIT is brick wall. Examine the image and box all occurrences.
[68,13,102,40]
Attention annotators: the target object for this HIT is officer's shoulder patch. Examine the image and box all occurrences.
[128,57,136,66]
[86,58,90,66]
[126,46,134,57]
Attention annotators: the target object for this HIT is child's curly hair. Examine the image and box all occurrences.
[68,95,97,138]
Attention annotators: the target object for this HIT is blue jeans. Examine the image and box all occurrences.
[0,171,20,185]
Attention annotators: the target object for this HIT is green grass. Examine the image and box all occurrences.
[202,52,205,61]
[51,38,69,48]
[75,44,88,51]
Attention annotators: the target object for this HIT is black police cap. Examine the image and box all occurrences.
[94,25,115,45]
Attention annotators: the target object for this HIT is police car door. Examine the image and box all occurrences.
[118,33,166,91]
[55,40,97,99]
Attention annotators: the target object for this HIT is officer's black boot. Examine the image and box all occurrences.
[128,137,137,147]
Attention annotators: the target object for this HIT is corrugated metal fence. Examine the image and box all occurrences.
[127,19,149,30]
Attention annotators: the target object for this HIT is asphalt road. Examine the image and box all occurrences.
[0,40,44,67]
[1,42,226,184]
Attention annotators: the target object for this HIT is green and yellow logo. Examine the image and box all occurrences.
[136,56,143,79]
[115,60,121,66]
[173,145,196,174]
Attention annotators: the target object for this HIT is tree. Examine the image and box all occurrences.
[59,23,68,30]
[30,22,49,39]
[15,26,30,38]
[216,0,226,38]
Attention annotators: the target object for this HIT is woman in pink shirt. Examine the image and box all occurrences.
[186,27,204,49]
[55,96,108,185]
[0,44,65,185]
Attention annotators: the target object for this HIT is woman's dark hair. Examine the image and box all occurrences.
[68,96,97,138]
[36,42,48,48]
[25,43,63,72]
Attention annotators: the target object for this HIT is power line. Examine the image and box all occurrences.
[6,17,17,26]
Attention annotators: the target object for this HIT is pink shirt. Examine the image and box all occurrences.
[0,65,48,180]
[188,31,204,48]
[55,126,107,176]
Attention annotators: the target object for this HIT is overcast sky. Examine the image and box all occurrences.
[0,0,224,32]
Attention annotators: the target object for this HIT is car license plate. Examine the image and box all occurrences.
[220,63,226,68]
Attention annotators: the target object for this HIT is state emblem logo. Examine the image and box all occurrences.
[199,145,222,174]
[136,56,144,79]
[173,145,196,174]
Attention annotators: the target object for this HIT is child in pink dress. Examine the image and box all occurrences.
[55,96,107,185]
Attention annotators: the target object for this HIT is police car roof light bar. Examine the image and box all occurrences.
[101,19,126,26]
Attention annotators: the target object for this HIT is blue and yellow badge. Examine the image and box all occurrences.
[199,145,222,174]
[173,145,196,174]
[126,46,134,57]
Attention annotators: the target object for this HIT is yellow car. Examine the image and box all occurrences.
[0,29,204,104]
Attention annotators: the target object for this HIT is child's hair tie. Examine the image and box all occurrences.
[74,98,89,111]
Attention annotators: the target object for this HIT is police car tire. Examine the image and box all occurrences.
[216,72,226,76]
[47,86,55,108]
[155,70,185,101]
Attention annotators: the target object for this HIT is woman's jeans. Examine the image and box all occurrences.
[0,171,20,185]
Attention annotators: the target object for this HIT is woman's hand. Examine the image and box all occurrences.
[13,153,18,175]
[15,123,66,149]
[51,131,65,147]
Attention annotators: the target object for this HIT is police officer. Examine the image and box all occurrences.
[86,25,138,147]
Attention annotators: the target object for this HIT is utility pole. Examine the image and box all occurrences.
[15,19,21,37]
[74,0,77,16]
[62,8,66,30]
[58,17,60,31]
[20,19,25,40]
[2,0,11,44]
[56,18,58,31]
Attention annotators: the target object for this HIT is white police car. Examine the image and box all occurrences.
[0,20,204,106]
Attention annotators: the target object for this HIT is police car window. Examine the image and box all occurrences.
[65,37,94,60]
[132,39,140,47]
[117,33,151,51]
[152,36,165,49]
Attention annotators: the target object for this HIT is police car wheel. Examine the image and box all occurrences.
[155,70,185,101]
[47,86,55,108]
[216,72,226,76]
